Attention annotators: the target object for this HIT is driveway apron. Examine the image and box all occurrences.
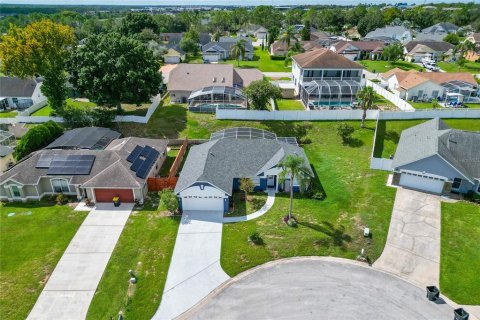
[374,188,441,287]
[152,210,229,320]
[27,203,133,320]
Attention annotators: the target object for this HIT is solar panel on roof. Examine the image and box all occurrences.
[141,145,154,157]
[46,154,95,175]
[136,149,159,179]
[127,145,143,163]
[130,157,144,171]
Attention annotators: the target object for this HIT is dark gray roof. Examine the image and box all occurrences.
[421,22,458,34]
[405,40,453,52]
[45,127,121,150]
[0,137,167,188]
[0,77,38,98]
[392,118,480,182]
[175,136,312,195]
[167,43,186,55]
[202,40,253,54]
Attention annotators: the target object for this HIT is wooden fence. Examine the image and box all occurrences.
[168,139,188,178]
[147,177,178,192]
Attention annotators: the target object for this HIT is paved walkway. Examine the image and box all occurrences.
[262,71,292,78]
[374,188,441,288]
[184,257,453,320]
[28,203,133,320]
[152,211,230,320]
[224,189,275,223]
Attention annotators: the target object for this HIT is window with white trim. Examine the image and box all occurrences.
[52,179,69,193]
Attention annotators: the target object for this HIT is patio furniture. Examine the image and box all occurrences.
[426,286,439,301]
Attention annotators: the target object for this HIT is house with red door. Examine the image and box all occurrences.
[0,136,167,204]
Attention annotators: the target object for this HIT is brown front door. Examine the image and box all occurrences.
[94,189,134,202]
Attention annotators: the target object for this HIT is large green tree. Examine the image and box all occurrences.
[382,42,404,64]
[67,33,162,113]
[244,80,282,110]
[119,12,159,36]
[0,20,75,114]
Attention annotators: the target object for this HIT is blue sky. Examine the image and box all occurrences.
[1,0,473,6]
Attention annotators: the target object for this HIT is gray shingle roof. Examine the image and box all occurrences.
[45,127,121,150]
[0,77,38,98]
[175,137,312,195]
[421,22,458,34]
[202,40,253,54]
[392,118,480,182]
[405,40,453,53]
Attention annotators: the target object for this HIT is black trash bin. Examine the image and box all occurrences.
[426,286,439,301]
[454,308,469,320]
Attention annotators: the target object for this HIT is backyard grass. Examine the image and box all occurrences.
[159,148,179,176]
[374,94,397,110]
[360,60,421,73]
[86,195,180,320]
[437,61,480,74]
[440,201,480,305]
[222,47,290,72]
[411,102,480,110]
[0,110,17,118]
[225,192,268,217]
[373,119,480,158]
[32,99,150,116]
[275,99,305,111]
[0,202,88,320]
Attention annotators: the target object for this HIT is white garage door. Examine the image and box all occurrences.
[182,196,224,212]
[399,174,445,194]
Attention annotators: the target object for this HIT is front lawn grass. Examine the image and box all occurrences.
[440,201,480,305]
[275,99,305,111]
[437,61,480,74]
[225,192,268,217]
[222,47,290,72]
[86,195,180,320]
[0,202,88,320]
[0,110,17,118]
[360,60,421,73]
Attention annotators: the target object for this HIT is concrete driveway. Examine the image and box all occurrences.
[185,258,453,320]
[374,188,441,287]
[152,210,229,320]
[28,203,133,320]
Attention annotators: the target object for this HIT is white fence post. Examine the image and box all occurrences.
[365,79,415,112]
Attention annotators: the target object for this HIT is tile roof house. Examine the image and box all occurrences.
[174,127,312,212]
[202,37,254,62]
[329,40,385,61]
[465,33,480,62]
[381,68,478,102]
[365,26,413,44]
[391,118,480,195]
[167,64,262,103]
[0,137,167,203]
[269,40,325,57]
[0,76,46,111]
[404,40,454,62]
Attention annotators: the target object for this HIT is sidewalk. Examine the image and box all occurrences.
[224,189,275,223]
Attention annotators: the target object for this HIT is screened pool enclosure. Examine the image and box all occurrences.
[300,80,362,109]
[188,86,247,112]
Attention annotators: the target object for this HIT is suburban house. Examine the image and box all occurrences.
[291,48,364,109]
[45,127,121,150]
[160,32,183,45]
[380,68,478,103]
[167,64,262,105]
[329,41,385,61]
[164,44,186,64]
[391,118,480,195]
[174,127,313,212]
[0,130,15,173]
[202,37,254,62]
[364,26,413,44]
[0,137,167,203]
[403,40,454,62]
[465,33,480,62]
[415,22,458,42]
[238,24,268,40]
[0,76,45,111]
[269,40,324,57]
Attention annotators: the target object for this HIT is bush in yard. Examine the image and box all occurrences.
[14,121,63,160]
[247,231,263,245]
[336,122,355,144]
[55,193,65,205]
[159,189,179,214]
[244,79,282,110]
[239,177,255,201]
[62,105,92,128]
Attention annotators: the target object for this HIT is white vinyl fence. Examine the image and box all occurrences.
[370,157,393,171]
[17,99,48,116]
[365,79,415,111]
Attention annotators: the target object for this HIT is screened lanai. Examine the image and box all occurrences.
[300,80,362,109]
[440,80,478,103]
[188,86,247,112]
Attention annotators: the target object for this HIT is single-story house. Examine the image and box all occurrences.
[0,137,167,203]
[167,64,262,103]
[45,127,121,150]
[238,24,268,40]
[392,118,480,195]
[202,37,254,62]
[465,33,480,62]
[365,26,413,44]
[0,76,45,111]
[329,41,385,61]
[415,22,459,42]
[404,41,454,62]
[269,40,324,57]
[164,44,186,64]
[160,33,184,45]
[381,68,478,102]
[174,127,313,212]
[0,130,15,173]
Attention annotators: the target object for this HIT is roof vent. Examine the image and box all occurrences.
[213,77,217,82]
[210,152,215,156]
[222,77,225,83]
[187,72,190,75]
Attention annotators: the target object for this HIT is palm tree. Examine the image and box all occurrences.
[356,86,375,128]
[230,39,246,67]
[212,30,221,42]
[280,26,298,49]
[453,41,476,61]
[279,154,311,222]
[284,42,303,67]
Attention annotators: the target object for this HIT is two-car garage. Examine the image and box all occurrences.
[94,189,135,203]
[178,184,228,212]
[398,172,445,194]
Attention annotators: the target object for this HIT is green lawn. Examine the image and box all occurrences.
[360,60,421,73]
[0,203,88,320]
[86,195,180,320]
[374,94,397,110]
[159,148,179,177]
[411,102,480,110]
[373,119,480,158]
[440,201,480,305]
[0,110,17,118]
[275,99,305,111]
[225,192,268,217]
[437,61,480,74]
[222,47,290,72]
